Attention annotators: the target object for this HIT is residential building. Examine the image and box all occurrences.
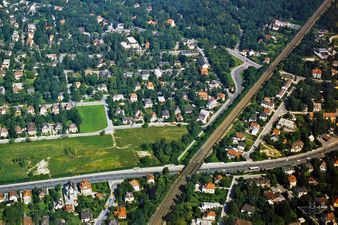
[79,179,92,196]
[202,183,215,194]
[125,192,134,203]
[129,179,140,192]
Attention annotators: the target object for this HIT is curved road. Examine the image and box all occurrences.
[149,0,334,224]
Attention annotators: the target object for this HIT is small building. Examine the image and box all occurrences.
[115,206,127,220]
[68,123,78,133]
[125,192,134,203]
[312,68,322,79]
[202,183,215,194]
[203,211,216,221]
[288,175,297,188]
[129,179,140,192]
[27,122,36,136]
[79,179,92,196]
[290,140,304,153]
[130,93,138,103]
[241,203,255,215]
[81,210,92,223]
[22,190,32,204]
[147,174,155,185]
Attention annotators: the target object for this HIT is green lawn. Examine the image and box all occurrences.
[114,126,188,151]
[0,126,187,184]
[77,105,108,132]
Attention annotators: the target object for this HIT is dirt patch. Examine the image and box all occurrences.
[136,151,152,158]
[31,158,50,175]
[260,142,282,158]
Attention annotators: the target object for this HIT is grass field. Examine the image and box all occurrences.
[77,105,108,132]
[0,126,187,184]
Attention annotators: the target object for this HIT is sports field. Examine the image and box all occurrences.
[77,105,108,132]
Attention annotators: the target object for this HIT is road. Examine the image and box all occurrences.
[226,48,262,69]
[201,138,338,173]
[0,165,184,193]
[149,1,334,224]
[243,102,287,160]
[0,138,337,193]
[95,180,123,225]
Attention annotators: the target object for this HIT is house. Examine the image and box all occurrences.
[125,192,134,203]
[41,123,51,135]
[69,123,78,133]
[64,103,74,110]
[283,166,295,175]
[261,97,274,109]
[113,94,124,102]
[14,70,24,80]
[162,110,170,120]
[207,98,218,109]
[202,183,215,194]
[288,175,297,188]
[217,93,226,101]
[150,112,158,122]
[39,189,48,200]
[158,96,166,104]
[294,187,307,198]
[313,102,322,112]
[334,159,338,167]
[64,204,75,213]
[325,212,336,225]
[203,211,216,221]
[265,191,285,205]
[130,93,138,103]
[1,59,10,69]
[27,105,35,115]
[0,86,5,95]
[198,109,210,124]
[320,160,327,172]
[79,179,92,196]
[146,81,154,90]
[323,112,336,122]
[314,48,330,60]
[238,142,246,151]
[198,91,208,100]
[27,122,36,136]
[227,149,242,159]
[234,218,253,225]
[115,206,127,220]
[98,84,108,92]
[22,190,32,204]
[277,118,296,132]
[147,174,155,185]
[333,197,338,208]
[12,83,23,93]
[144,99,153,108]
[198,58,209,75]
[0,127,8,138]
[52,104,60,114]
[249,122,260,135]
[129,179,140,192]
[233,132,245,143]
[0,193,4,203]
[312,68,322,79]
[40,105,48,115]
[200,202,221,211]
[166,18,176,27]
[290,140,304,153]
[241,203,255,215]
[308,177,318,186]
[81,210,92,223]
[8,191,19,202]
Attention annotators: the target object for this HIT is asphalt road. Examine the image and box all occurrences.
[149,0,334,224]
[0,138,336,193]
